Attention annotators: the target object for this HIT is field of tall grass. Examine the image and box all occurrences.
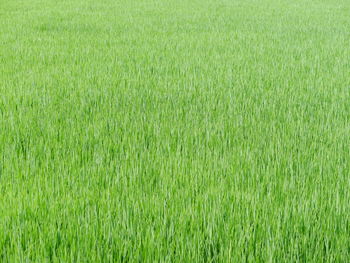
[1,0,350,261]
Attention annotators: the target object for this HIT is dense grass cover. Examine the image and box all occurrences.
[1,0,350,261]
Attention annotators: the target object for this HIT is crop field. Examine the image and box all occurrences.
[1,0,350,261]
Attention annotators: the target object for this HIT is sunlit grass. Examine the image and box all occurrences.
[1,0,350,261]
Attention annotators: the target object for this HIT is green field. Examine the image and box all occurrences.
[1,0,350,261]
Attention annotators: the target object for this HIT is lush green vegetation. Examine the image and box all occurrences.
[1,0,350,261]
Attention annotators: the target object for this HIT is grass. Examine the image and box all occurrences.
[1,0,350,261]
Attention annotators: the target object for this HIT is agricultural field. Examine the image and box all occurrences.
[1,0,350,261]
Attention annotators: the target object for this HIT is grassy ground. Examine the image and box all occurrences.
[1,0,350,261]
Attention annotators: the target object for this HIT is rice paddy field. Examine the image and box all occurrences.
[1,0,350,261]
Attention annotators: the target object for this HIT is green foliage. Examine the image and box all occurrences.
[1,0,350,261]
